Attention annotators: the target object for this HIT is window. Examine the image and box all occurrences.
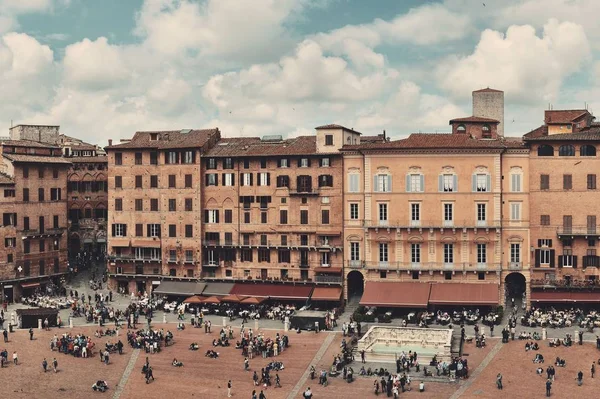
[477,203,486,225]
[278,158,288,168]
[241,249,253,262]
[168,224,176,237]
[183,151,194,164]
[223,158,233,169]
[477,243,487,264]
[349,174,360,192]
[374,174,391,192]
[380,271,387,279]
[559,145,575,156]
[4,189,15,198]
[206,210,219,224]
[539,249,551,265]
[407,174,424,193]
[115,153,122,165]
[206,158,217,169]
[350,242,360,261]
[539,239,552,247]
[222,173,234,186]
[135,152,142,165]
[280,210,288,224]
[22,188,29,202]
[511,173,522,192]
[244,212,250,223]
[38,168,44,178]
[24,217,29,230]
[474,174,490,192]
[321,251,330,266]
[581,145,596,156]
[241,173,253,186]
[541,215,550,225]
[52,168,59,179]
[115,198,123,211]
[168,199,176,211]
[278,250,290,263]
[456,124,466,132]
[378,203,388,225]
[280,235,287,246]
[224,209,232,223]
[588,174,597,190]
[38,239,45,253]
[350,203,359,220]
[24,240,30,254]
[440,174,456,192]
[148,224,160,237]
[325,135,333,145]
[443,243,454,264]
[276,175,289,188]
[150,198,159,211]
[166,175,175,188]
[563,174,572,190]
[22,167,29,178]
[537,145,554,156]
[379,243,388,263]
[135,224,143,237]
[540,174,550,190]
[185,225,193,238]
[38,188,44,202]
[300,210,308,224]
[510,243,521,263]
[115,176,122,188]
[410,203,420,226]
[135,175,142,188]
[150,151,158,165]
[482,124,491,138]
[185,198,193,212]
[258,172,270,186]
[322,196,329,204]
[148,175,157,188]
[411,243,421,264]
[443,203,453,225]
[53,215,59,229]
[510,202,521,221]
[261,211,267,224]
[299,158,309,167]
[185,174,192,188]
[50,188,61,201]
[321,210,330,224]
[113,224,126,237]
[319,175,333,187]
[563,215,573,233]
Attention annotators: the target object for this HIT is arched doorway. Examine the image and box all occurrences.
[347,270,364,298]
[505,272,526,303]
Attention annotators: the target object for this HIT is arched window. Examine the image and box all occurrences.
[559,145,575,156]
[537,145,554,157]
[456,124,466,133]
[481,124,491,138]
[580,145,596,157]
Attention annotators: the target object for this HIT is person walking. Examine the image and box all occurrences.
[360,350,366,364]
[3,329,7,343]
[577,370,584,386]
[227,380,232,397]
[546,378,552,397]
[496,373,503,390]
[244,357,249,371]
[52,358,58,373]
[42,358,48,372]
[29,328,34,340]
[275,373,281,388]
[259,390,266,399]
[592,363,595,378]
[12,351,17,365]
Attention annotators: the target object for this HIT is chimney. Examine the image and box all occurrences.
[383,130,386,141]
[108,139,113,146]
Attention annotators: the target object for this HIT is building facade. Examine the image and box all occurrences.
[105,129,220,295]
[0,129,70,302]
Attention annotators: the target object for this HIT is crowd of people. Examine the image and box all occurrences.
[126,328,172,353]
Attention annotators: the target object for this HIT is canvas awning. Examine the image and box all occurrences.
[311,287,342,301]
[230,283,314,300]
[531,291,600,303]
[429,283,499,306]
[241,297,266,305]
[183,295,204,304]
[360,282,431,308]
[221,294,244,303]
[153,281,206,296]
[202,282,234,296]
[202,296,221,304]
[21,282,41,289]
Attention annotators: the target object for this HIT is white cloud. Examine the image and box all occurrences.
[0,0,52,13]
[437,19,591,103]
[0,32,53,77]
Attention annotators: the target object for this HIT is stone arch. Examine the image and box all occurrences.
[346,234,363,242]
[205,197,218,207]
[81,173,94,181]
[505,272,526,302]
[95,173,106,181]
[222,197,234,208]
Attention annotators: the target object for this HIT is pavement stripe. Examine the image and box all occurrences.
[112,348,140,399]
[287,333,336,399]
[449,339,503,399]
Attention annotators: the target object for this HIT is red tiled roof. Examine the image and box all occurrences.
[449,116,499,124]
[544,110,590,124]
[2,154,71,164]
[106,129,219,150]
[429,283,499,305]
[473,88,503,93]
[524,125,600,141]
[206,136,329,157]
[360,282,431,308]
[1,140,59,149]
[315,124,362,134]
[361,135,386,144]
[343,133,523,151]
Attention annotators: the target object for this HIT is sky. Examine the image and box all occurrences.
[0,0,599,145]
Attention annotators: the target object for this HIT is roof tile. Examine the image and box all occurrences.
[2,154,71,164]
[106,129,219,150]
[544,110,590,124]
[342,133,523,151]
[206,136,325,157]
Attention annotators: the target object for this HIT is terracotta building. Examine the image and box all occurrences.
[0,126,70,302]
[524,109,600,304]
[341,89,531,308]
[60,134,108,256]
[200,127,349,286]
[105,129,220,295]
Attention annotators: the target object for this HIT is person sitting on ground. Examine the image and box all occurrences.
[419,381,425,392]
[549,338,561,348]
[177,323,185,331]
[536,367,544,375]
[359,366,366,376]
[525,342,531,351]
[172,358,183,367]
[533,353,544,363]
[366,367,373,376]
[92,380,109,392]
[205,349,219,358]
[555,357,566,367]
[533,332,541,340]
[531,342,539,350]
[212,339,219,347]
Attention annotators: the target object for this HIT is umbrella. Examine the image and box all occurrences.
[241,297,265,305]
[221,294,243,303]
[183,295,204,304]
[202,296,221,304]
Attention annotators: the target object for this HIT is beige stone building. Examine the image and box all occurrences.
[105,129,220,294]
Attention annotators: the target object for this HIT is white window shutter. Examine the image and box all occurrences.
[420,175,424,192]
[373,175,379,192]
[453,175,458,192]
[405,175,411,192]
[472,175,477,192]
[438,175,443,192]
[486,175,491,192]
[387,175,392,192]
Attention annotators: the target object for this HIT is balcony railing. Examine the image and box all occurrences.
[288,188,320,196]
[557,225,600,236]
[531,278,600,289]
[362,261,501,272]
[202,239,341,249]
[314,275,342,284]
[363,220,502,229]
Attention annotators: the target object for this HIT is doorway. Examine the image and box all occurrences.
[347,270,365,297]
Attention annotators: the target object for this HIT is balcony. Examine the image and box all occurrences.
[22,228,65,238]
[363,220,501,230]
[557,225,600,237]
[202,238,342,250]
[288,188,320,196]
[363,261,501,272]
[531,278,600,289]
[107,254,161,263]
[314,275,343,284]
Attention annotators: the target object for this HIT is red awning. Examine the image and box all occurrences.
[360,282,431,308]
[313,267,342,274]
[570,292,600,302]
[230,284,313,300]
[21,282,40,289]
[311,287,342,301]
[429,283,499,306]
[531,291,600,303]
